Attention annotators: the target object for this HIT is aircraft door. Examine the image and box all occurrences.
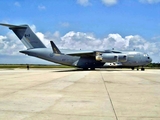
[138,53,142,63]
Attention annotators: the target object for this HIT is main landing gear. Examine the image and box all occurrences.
[82,68,95,70]
[131,67,145,71]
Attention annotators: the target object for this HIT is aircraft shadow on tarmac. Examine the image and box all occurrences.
[54,68,133,72]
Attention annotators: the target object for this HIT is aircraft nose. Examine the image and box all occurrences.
[150,58,152,63]
[147,57,152,63]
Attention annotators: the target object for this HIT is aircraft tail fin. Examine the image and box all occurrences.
[50,41,61,54]
[0,23,46,49]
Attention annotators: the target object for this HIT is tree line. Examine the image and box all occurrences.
[146,63,160,68]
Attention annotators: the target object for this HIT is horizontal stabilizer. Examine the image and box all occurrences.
[0,23,27,29]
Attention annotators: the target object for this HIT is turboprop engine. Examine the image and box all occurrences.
[96,53,127,62]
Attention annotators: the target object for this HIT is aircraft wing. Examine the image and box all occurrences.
[61,50,97,56]
[61,49,122,56]
[49,40,121,56]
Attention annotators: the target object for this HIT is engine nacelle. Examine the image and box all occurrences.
[95,55,102,61]
[118,54,127,62]
[101,53,117,62]
[95,53,127,62]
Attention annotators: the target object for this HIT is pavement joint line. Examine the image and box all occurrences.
[0,73,72,97]
[100,72,118,120]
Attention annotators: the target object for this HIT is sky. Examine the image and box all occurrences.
[0,0,160,64]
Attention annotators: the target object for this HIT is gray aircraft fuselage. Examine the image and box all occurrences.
[20,48,152,70]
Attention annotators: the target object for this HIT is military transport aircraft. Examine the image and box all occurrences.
[0,23,152,71]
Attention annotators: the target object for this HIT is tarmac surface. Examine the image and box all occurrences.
[0,68,160,120]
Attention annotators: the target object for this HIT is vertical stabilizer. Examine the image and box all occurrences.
[0,23,46,49]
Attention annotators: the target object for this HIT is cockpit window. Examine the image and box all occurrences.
[144,54,148,57]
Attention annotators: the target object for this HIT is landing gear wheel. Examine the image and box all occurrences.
[90,68,95,70]
[141,68,145,71]
[137,68,139,71]
[83,68,88,70]
[131,67,135,70]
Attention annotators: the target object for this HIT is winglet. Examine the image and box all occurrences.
[50,41,61,54]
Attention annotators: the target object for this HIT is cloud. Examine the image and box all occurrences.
[101,0,118,6]
[77,0,91,6]
[61,31,101,50]
[139,0,160,4]
[60,31,160,62]
[59,22,70,27]
[38,5,46,10]
[36,31,61,48]
[0,33,25,55]
[14,2,21,7]
[30,25,36,32]
[61,32,129,50]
